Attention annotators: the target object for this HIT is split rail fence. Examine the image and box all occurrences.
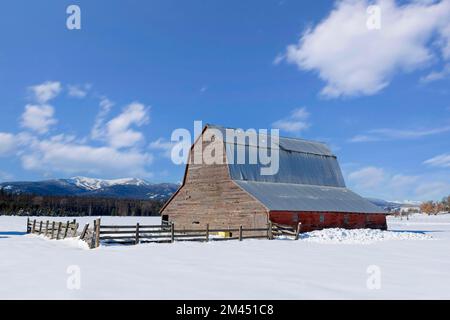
[26,218,79,240]
[26,218,302,249]
[90,220,302,248]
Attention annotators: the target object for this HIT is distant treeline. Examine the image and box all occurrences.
[420,196,450,215]
[0,188,164,216]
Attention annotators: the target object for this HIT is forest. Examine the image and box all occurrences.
[0,188,164,217]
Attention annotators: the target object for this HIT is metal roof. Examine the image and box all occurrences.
[234,181,386,214]
[204,125,385,214]
[208,124,334,156]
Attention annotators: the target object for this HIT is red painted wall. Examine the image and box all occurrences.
[269,211,387,232]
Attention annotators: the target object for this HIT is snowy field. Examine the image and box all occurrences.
[1,214,450,299]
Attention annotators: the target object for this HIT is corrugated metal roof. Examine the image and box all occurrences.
[208,124,334,156]
[234,181,386,214]
[226,145,346,187]
[206,124,345,187]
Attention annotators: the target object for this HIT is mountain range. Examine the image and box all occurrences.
[0,176,179,201]
[0,177,422,209]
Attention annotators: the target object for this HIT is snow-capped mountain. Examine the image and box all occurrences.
[0,177,179,201]
[366,198,423,211]
[67,176,149,191]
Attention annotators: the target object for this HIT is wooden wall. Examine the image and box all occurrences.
[162,130,269,230]
[270,211,387,232]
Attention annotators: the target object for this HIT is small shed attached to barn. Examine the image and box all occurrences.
[161,124,387,232]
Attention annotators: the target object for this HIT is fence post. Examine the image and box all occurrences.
[295,222,302,241]
[135,223,140,245]
[31,220,36,234]
[268,221,273,240]
[95,218,101,248]
[26,218,30,233]
[56,222,62,240]
[171,222,175,243]
[205,224,209,242]
[38,221,43,235]
[45,220,49,237]
[73,223,79,237]
[64,221,70,238]
[239,226,243,241]
[51,221,55,239]
[80,224,89,240]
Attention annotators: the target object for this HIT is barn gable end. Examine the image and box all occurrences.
[161,127,269,230]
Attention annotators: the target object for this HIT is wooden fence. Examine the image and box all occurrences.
[26,218,79,240]
[90,219,302,248]
[26,218,302,249]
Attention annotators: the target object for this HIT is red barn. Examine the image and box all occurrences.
[161,124,387,233]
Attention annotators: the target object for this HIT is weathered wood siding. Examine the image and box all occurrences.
[162,130,269,231]
[269,211,387,232]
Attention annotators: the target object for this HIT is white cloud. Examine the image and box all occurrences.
[0,133,17,156]
[282,0,450,97]
[348,166,386,188]
[20,104,57,134]
[272,107,311,133]
[349,124,450,142]
[149,138,177,158]
[91,97,114,140]
[105,102,150,149]
[346,165,449,201]
[421,63,450,82]
[415,181,450,200]
[424,153,450,167]
[67,84,91,98]
[22,135,153,178]
[28,81,62,103]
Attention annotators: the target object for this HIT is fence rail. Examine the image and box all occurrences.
[90,220,302,248]
[26,218,302,249]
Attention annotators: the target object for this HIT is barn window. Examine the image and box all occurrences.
[192,221,200,225]
[292,214,299,223]
[344,214,349,225]
[320,214,325,224]
[162,215,169,222]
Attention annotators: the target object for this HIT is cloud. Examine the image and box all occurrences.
[424,153,450,167]
[28,81,61,103]
[346,165,448,201]
[0,133,17,156]
[91,97,114,140]
[272,107,311,133]
[21,135,153,178]
[105,102,150,149]
[349,124,450,142]
[20,104,57,134]
[149,138,177,158]
[415,181,450,200]
[67,84,91,98]
[420,63,450,83]
[281,0,450,97]
[348,166,386,188]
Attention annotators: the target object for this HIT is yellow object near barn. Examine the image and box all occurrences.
[218,231,232,238]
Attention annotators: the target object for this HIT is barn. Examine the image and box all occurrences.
[161,124,387,233]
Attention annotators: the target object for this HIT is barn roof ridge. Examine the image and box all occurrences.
[205,123,335,157]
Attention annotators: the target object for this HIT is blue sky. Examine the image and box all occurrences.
[0,0,449,201]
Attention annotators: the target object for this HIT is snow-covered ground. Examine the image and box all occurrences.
[1,214,450,299]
